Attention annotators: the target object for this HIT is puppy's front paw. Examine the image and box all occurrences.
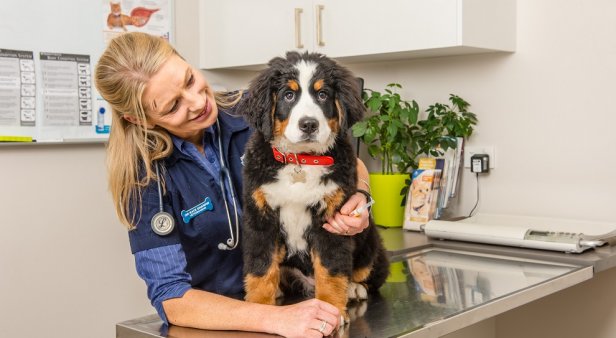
[347,282,368,301]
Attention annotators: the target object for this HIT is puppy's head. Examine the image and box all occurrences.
[241,51,364,154]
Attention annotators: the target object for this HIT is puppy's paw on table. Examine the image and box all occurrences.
[347,282,368,301]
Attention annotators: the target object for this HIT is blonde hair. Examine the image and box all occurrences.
[95,32,241,229]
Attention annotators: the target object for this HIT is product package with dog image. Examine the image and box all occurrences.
[403,168,441,230]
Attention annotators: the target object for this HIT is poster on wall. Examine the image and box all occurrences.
[39,53,92,127]
[102,0,173,43]
[0,49,37,141]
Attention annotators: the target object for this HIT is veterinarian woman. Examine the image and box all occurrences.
[94,32,373,338]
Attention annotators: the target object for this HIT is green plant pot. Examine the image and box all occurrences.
[369,173,408,227]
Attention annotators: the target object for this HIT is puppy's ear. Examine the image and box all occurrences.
[332,64,365,133]
[239,56,288,140]
[240,68,275,138]
[285,51,302,64]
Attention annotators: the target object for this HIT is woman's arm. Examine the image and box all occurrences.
[355,157,371,192]
[322,158,371,235]
[163,289,340,338]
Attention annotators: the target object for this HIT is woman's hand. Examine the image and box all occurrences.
[271,298,340,338]
[322,192,370,236]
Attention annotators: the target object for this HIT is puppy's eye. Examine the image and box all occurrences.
[284,91,296,102]
[317,90,328,102]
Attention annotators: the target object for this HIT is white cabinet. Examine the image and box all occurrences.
[199,0,312,70]
[199,0,516,70]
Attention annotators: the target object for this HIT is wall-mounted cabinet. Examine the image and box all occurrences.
[199,0,516,70]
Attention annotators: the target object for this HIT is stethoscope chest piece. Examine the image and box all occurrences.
[151,211,175,236]
[152,161,175,236]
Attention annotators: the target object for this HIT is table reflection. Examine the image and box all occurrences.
[343,249,578,337]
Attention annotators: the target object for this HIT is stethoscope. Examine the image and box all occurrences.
[150,119,240,251]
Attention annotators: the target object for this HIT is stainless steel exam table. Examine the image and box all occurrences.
[117,228,616,338]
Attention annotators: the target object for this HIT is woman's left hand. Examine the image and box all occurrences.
[322,192,370,236]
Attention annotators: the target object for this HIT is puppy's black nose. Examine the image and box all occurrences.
[299,117,319,134]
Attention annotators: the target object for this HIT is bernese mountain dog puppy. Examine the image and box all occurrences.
[239,51,389,322]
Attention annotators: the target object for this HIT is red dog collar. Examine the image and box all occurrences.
[272,147,334,166]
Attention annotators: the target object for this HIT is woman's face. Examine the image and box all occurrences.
[140,54,218,144]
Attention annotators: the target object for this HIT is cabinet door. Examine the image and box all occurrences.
[316,0,458,58]
[199,0,312,69]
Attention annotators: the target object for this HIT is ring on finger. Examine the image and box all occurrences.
[318,320,327,333]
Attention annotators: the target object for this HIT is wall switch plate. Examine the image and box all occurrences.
[464,146,496,169]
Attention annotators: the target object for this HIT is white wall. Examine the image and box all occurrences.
[1,1,614,338]
[0,144,151,338]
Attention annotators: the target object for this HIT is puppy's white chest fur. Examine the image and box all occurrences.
[261,165,338,255]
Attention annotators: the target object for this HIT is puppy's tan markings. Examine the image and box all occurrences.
[288,80,299,91]
[352,266,372,283]
[313,79,324,91]
[313,252,349,320]
[324,188,346,219]
[271,93,287,139]
[328,117,340,134]
[269,93,277,127]
[245,245,286,305]
[251,188,268,213]
[329,99,343,133]
[273,119,289,138]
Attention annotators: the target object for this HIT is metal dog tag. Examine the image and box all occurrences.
[291,166,307,183]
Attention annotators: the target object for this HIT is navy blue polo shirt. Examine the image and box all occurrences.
[127,109,252,323]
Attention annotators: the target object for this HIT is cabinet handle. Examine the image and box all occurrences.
[294,8,304,49]
[316,5,325,47]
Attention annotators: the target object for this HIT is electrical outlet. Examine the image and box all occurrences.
[464,146,496,169]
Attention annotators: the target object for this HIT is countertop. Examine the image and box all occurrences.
[117,228,616,338]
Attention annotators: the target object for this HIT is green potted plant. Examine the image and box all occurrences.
[352,83,477,227]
